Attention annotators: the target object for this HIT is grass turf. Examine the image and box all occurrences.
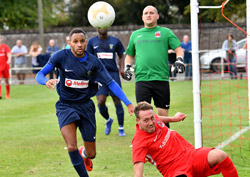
[0,81,249,176]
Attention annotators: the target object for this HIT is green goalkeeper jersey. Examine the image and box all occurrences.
[126,26,181,82]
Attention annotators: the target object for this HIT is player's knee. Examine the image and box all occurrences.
[67,145,78,152]
[208,149,227,166]
[216,149,227,163]
[86,151,96,159]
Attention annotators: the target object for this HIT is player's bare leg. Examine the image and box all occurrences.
[208,149,238,177]
[4,78,10,99]
[61,122,89,176]
[112,96,125,136]
[157,108,169,127]
[97,95,113,135]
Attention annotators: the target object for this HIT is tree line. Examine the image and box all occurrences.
[0,0,246,30]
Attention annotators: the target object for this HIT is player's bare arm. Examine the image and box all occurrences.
[119,53,125,79]
[127,104,135,116]
[158,112,187,123]
[175,46,184,58]
[7,52,11,65]
[133,162,144,177]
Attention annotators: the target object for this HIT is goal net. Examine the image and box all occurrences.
[192,0,250,167]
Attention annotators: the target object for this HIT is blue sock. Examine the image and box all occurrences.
[115,103,124,127]
[68,149,89,177]
[98,105,109,120]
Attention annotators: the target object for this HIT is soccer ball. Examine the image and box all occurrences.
[87,1,115,29]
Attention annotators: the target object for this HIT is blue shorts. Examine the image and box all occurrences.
[96,71,121,97]
[56,99,96,142]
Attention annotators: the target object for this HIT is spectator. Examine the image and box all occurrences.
[46,39,59,79]
[0,35,11,99]
[29,41,42,75]
[11,40,28,84]
[222,34,237,79]
[181,35,192,80]
[62,36,71,49]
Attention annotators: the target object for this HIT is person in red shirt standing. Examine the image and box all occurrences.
[0,35,11,99]
[132,101,238,177]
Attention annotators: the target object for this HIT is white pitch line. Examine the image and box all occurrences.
[216,126,250,149]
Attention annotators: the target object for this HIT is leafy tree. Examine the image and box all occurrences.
[0,0,68,30]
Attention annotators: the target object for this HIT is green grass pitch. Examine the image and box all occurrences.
[0,81,249,176]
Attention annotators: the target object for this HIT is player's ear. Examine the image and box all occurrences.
[136,117,140,123]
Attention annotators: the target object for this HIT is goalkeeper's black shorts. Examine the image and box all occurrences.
[135,81,170,109]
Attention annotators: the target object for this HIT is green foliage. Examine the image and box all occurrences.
[0,0,68,30]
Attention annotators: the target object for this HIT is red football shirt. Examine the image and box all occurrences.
[132,114,195,176]
[0,43,11,71]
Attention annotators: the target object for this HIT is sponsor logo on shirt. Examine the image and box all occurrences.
[155,31,161,38]
[93,46,99,49]
[97,52,113,59]
[137,35,143,38]
[65,78,89,88]
[159,129,172,149]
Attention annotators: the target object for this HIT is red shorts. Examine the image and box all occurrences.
[164,148,221,177]
[0,64,10,79]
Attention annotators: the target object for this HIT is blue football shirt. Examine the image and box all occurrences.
[87,36,125,72]
[48,49,113,103]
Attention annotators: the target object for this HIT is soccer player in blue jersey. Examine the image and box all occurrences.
[87,28,127,136]
[36,28,134,177]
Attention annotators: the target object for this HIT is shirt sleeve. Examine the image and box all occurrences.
[168,29,181,50]
[132,138,148,164]
[35,63,54,85]
[125,33,136,57]
[86,39,94,54]
[107,80,131,106]
[116,38,125,56]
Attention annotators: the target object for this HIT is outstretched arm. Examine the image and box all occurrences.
[158,112,187,124]
[134,162,144,177]
[107,80,134,115]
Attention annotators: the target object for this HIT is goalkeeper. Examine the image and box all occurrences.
[132,102,238,177]
[124,5,184,128]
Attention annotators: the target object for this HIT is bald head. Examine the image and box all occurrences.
[16,40,22,47]
[142,5,159,28]
[183,35,189,44]
[143,5,158,14]
[49,39,55,47]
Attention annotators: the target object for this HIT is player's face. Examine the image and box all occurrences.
[70,33,87,57]
[137,109,156,133]
[98,29,108,35]
[142,7,159,28]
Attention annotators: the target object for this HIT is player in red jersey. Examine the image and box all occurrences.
[0,35,11,99]
[132,102,238,177]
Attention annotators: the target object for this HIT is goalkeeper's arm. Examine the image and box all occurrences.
[124,54,135,81]
[172,46,185,73]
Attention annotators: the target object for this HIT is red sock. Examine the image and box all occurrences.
[218,156,238,177]
[6,85,10,96]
